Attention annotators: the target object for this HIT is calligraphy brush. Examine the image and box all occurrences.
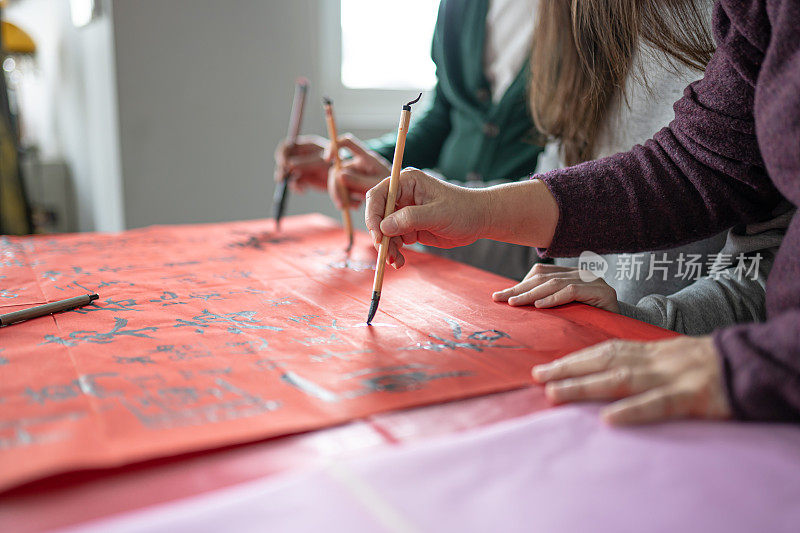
[273,77,309,231]
[322,97,354,253]
[367,93,422,325]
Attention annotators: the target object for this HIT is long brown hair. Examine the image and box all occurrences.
[529,0,714,166]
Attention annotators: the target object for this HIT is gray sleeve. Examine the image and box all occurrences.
[618,205,794,336]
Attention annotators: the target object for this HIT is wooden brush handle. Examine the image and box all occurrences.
[287,80,307,144]
[324,105,352,213]
[372,108,411,292]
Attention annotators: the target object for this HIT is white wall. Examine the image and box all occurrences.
[112,0,381,230]
[9,0,392,232]
[6,0,125,232]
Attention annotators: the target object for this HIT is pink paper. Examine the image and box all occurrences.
[63,406,800,533]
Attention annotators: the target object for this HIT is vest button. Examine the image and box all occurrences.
[476,88,490,102]
[483,122,499,138]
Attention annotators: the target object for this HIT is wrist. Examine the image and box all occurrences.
[486,179,559,247]
[474,187,498,240]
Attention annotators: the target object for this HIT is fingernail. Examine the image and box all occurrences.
[369,230,377,243]
[532,365,549,382]
[381,218,398,235]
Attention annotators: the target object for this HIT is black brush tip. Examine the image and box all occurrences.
[366,291,380,325]
[403,93,423,110]
[345,234,354,255]
[406,93,422,106]
[322,96,332,106]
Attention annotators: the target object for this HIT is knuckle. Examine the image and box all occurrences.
[612,367,632,388]
[599,344,619,369]
[562,379,582,398]
[515,292,532,304]
[606,339,626,353]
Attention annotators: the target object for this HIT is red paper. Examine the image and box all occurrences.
[0,215,677,491]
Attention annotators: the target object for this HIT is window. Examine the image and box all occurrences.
[340,0,438,90]
[319,0,440,129]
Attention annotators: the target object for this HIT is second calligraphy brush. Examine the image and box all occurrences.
[322,97,354,253]
[367,93,422,325]
[273,77,309,232]
[0,293,98,326]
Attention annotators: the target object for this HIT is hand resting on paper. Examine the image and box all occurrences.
[493,263,620,313]
[532,336,732,425]
[364,168,559,268]
[327,134,391,210]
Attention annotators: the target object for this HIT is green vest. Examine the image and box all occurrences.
[370,0,543,182]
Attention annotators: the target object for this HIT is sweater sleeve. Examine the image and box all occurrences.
[711,0,800,423]
[539,0,800,422]
[536,2,783,258]
[618,207,793,335]
[716,310,800,421]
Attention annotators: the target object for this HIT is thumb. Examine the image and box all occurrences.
[381,205,438,236]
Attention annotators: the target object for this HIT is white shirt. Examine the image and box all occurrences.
[535,44,703,172]
[483,0,538,103]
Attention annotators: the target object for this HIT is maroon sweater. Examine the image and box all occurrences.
[538,0,800,421]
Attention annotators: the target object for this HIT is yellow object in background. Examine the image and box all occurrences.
[1,21,36,55]
[0,8,34,234]
[0,123,30,235]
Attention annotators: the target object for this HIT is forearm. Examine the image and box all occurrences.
[480,179,559,248]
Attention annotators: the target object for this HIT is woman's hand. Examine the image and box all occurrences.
[327,135,391,209]
[274,134,330,192]
[365,168,490,268]
[532,336,732,425]
[493,264,620,313]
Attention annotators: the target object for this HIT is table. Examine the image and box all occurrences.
[1,215,681,531]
